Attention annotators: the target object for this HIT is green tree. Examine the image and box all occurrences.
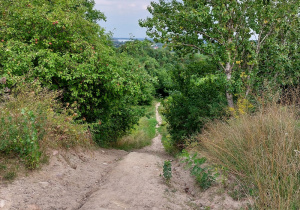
[118,40,177,97]
[163,54,227,147]
[139,0,299,108]
[255,12,300,91]
[0,0,154,144]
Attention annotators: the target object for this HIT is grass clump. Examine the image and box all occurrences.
[0,81,93,174]
[158,103,179,155]
[112,103,157,151]
[163,160,172,184]
[3,171,17,181]
[198,102,300,209]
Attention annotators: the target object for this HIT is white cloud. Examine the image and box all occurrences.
[94,0,158,37]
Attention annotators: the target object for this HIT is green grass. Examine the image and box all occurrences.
[0,155,21,182]
[157,101,179,156]
[3,171,16,180]
[163,160,172,184]
[112,103,157,151]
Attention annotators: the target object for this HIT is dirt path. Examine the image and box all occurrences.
[79,102,188,209]
[0,103,248,210]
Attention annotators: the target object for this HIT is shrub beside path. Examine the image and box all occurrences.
[0,103,247,210]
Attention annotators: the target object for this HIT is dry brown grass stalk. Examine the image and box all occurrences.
[197,91,300,209]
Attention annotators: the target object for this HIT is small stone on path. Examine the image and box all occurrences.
[0,199,7,208]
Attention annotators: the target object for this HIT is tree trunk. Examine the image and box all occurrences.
[226,91,234,108]
[225,62,234,109]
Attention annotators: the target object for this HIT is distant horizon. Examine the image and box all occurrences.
[112,37,152,39]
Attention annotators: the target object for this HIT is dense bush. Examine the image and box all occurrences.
[163,55,227,148]
[0,0,155,144]
[90,104,145,146]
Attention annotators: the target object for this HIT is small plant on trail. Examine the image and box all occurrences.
[3,171,17,181]
[181,150,217,190]
[163,160,172,184]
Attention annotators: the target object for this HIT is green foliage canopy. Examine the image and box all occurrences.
[0,0,154,143]
[163,54,227,146]
[118,40,177,97]
[140,0,299,107]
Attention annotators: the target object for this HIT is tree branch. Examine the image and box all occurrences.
[196,31,225,45]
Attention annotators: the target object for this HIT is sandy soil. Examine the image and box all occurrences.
[0,103,250,210]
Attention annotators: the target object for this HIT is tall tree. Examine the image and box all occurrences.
[139,0,299,108]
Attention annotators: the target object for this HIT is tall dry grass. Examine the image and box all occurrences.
[198,99,300,209]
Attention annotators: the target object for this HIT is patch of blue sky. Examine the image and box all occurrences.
[94,0,159,38]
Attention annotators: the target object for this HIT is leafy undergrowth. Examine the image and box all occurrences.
[157,102,179,156]
[0,82,94,181]
[196,103,300,209]
[163,160,172,184]
[180,150,218,190]
[112,103,157,151]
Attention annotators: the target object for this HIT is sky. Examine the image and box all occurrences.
[94,0,158,38]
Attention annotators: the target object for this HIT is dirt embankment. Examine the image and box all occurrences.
[0,103,248,210]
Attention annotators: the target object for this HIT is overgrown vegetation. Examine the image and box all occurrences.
[163,54,228,148]
[111,103,157,151]
[1,1,299,208]
[0,0,155,146]
[140,0,299,149]
[0,81,93,176]
[157,103,179,155]
[197,99,300,208]
[118,40,176,97]
[140,0,299,109]
[139,2,299,206]
[0,1,162,179]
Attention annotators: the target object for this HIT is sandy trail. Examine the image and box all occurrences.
[0,103,248,210]
[79,102,188,209]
